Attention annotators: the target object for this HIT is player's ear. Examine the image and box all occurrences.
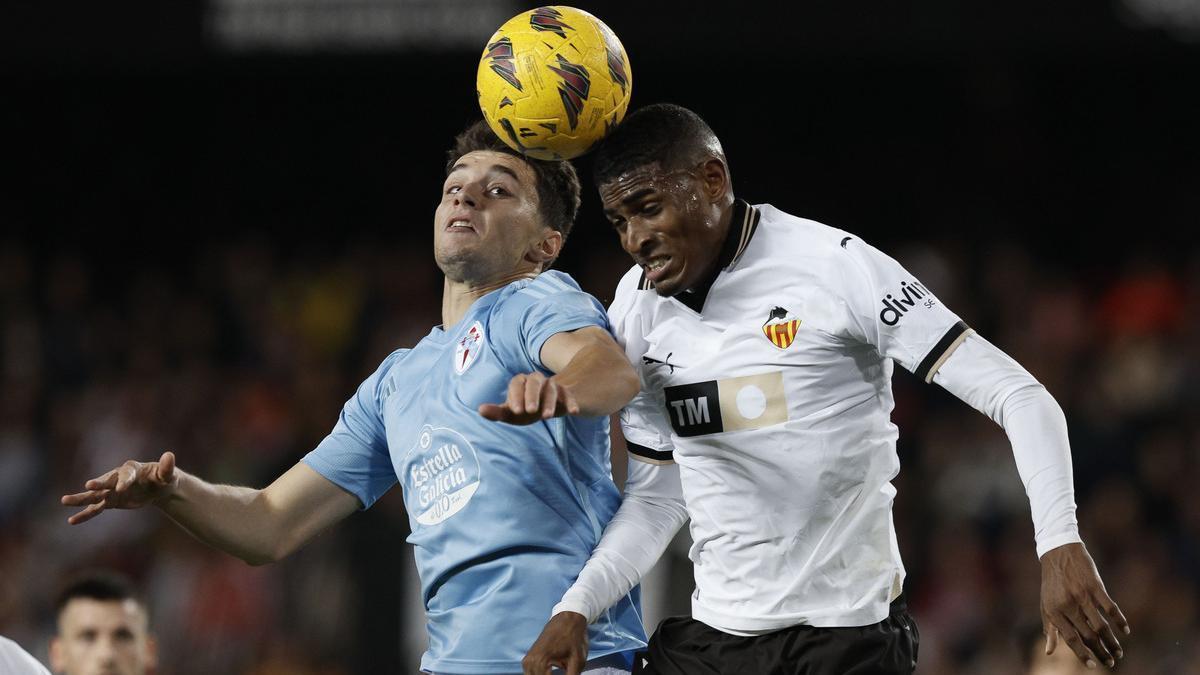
[527,227,563,269]
[49,636,64,671]
[146,634,159,669]
[698,157,730,204]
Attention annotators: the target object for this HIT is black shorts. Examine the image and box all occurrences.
[633,596,919,675]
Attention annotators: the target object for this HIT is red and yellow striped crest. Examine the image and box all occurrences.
[762,319,800,349]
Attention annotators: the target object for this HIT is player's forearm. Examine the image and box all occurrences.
[555,459,688,622]
[934,334,1081,557]
[553,342,640,417]
[554,492,688,622]
[156,471,286,565]
[997,386,1080,556]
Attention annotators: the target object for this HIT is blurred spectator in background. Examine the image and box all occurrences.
[49,572,155,675]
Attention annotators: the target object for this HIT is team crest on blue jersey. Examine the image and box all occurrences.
[762,306,801,349]
[455,321,486,374]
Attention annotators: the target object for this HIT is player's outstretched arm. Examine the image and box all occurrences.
[932,333,1129,668]
[62,452,360,565]
[480,325,639,425]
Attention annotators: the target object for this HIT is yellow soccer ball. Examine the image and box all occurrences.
[476,6,632,160]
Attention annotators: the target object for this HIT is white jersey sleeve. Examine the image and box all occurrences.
[550,269,688,622]
[933,333,1082,557]
[838,238,971,382]
[609,267,676,464]
[839,240,1080,558]
[553,457,688,622]
[0,637,52,675]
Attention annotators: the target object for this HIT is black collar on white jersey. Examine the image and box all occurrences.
[638,198,761,314]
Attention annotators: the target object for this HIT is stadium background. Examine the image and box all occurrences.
[2,0,1198,672]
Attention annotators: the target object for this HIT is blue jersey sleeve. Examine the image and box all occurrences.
[494,271,611,373]
[303,350,405,508]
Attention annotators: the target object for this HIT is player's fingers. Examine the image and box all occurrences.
[525,373,545,413]
[539,379,558,419]
[157,451,176,484]
[84,468,118,491]
[67,500,108,525]
[1044,622,1057,655]
[565,650,585,675]
[61,490,107,507]
[1084,603,1122,663]
[508,375,527,414]
[1054,615,1101,669]
[1098,592,1131,637]
[114,462,140,493]
[520,654,550,675]
[1070,608,1114,667]
[478,403,511,422]
[560,384,580,416]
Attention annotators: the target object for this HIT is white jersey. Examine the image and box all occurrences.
[0,637,52,675]
[610,201,971,632]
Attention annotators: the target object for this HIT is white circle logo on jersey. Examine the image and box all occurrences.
[454,321,486,374]
[405,424,482,526]
[735,385,767,420]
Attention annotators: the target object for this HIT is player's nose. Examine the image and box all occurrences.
[622,222,654,256]
[454,190,478,208]
[454,180,484,209]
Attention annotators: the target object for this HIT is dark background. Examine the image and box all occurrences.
[2,1,1198,673]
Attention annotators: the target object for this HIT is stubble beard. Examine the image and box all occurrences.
[435,244,500,285]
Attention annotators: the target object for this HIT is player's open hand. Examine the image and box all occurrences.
[479,372,580,425]
[1040,542,1130,670]
[61,451,179,525]
[523,611,589,675]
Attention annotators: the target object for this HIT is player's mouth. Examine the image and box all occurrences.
[445,218,477,233]
[641,255,673,283]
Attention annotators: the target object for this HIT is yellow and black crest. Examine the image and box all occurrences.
[762,306,800,349]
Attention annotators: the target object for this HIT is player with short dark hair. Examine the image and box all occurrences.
[63,120,647,675]
[50,572,154,675]
[448,120,582,248]
[522,104,1128,675]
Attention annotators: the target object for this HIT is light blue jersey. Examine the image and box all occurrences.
[303,271,645,674]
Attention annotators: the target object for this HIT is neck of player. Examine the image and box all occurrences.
[441,271,536,329]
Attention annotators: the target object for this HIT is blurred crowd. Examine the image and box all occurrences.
[0,230,1197,674]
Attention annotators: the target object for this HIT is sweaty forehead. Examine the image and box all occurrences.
[599,164,692,208]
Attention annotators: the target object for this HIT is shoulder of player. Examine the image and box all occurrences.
[488,271,606,328]
[610,264,646,305]
[607,263,656,323]
[753,203,857,261]
[504,269,588,302]
[372,346,414,382]
[363,346,415,408]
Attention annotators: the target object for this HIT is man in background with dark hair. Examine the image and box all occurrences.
[50,572,154,675]
[523,103,1128,675]
[63,120,647,674]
